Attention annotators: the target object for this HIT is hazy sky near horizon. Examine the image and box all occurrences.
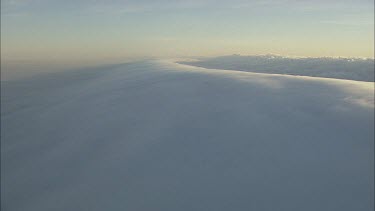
[2,0,374,62]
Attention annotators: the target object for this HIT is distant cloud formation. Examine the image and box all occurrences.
[180,55,375,82]
[321,20,374,26]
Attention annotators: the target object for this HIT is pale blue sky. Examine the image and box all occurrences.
[2,0,374,62]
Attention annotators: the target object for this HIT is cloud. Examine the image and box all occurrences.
[321,20,374,26]
[179,55,375,82]
[85,0,217,14]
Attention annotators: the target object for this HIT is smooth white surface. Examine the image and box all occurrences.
[2,60,374,210]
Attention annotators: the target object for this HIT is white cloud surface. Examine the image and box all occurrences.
[179,55,375,82]
[2,59,373,211]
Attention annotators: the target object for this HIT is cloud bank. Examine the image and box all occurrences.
[179,55,375,82]
[2,59,373,210]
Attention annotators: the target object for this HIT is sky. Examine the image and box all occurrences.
[1,0,374,64]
